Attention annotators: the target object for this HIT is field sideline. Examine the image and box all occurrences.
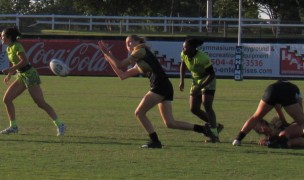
[0,75,303,179]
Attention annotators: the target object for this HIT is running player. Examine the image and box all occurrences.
[98,35,214,148]
[179,38,223,143]
[0,27,66,136]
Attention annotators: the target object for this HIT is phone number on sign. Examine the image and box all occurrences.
[211,59,264,67]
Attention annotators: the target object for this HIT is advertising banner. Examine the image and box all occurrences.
[0,39,303,79]
[149,41,304,78]
[20,39,128,76]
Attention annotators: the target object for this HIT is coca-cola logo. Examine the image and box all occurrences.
[26,41,109,72]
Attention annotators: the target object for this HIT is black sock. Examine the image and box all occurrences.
[149,132,160,142]
[193,124,206,133]
[236,132,247,141]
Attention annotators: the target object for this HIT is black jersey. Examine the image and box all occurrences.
[131,44,173,101]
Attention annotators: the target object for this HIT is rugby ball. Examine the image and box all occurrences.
[49,59,70,77]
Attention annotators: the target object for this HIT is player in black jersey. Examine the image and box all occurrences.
[233,80,304,146]
[98,35,214,148]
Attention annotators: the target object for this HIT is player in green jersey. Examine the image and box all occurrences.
[0,27,65,136]
[179,38,223,143]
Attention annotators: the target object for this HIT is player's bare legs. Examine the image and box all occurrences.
[28,85,58,120]
[233,100,273,145]
[3,79,25,121]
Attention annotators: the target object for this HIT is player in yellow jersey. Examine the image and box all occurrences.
[179,38,223,143]
[0,27,65,136]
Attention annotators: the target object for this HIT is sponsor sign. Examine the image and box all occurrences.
[0,39,303,78]
[20,39,128,76]
[234,46,243,80]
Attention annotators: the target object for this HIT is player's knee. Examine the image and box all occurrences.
[134,109,144,119]
[204,106,214,113]
[3,96,12,105]
[190,107,200,115]
[35,101,48,109]
[164,121,176,129]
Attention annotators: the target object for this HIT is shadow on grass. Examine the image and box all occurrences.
[0,133,143,147]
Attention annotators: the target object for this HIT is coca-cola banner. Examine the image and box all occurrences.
[21,39,128,76]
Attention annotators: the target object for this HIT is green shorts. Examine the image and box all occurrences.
[17,67,41,88]
[190,77,216,95]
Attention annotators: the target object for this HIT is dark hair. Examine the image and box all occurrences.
[128,34,146,44]
[2,26,22,42]
[254,117,285,136]
[254,119,270,134]
[185,38,204,49]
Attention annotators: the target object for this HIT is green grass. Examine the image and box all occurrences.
[0,75,303,179]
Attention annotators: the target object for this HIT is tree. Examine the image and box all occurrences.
[255,0,301,34]
[0,0,31,14]
[213,0,258,18]
[255,0,301,22]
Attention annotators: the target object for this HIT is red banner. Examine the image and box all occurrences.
[280,46,304,75]
[20,39,128,76]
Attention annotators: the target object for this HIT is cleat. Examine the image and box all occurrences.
[141,141,162,149]
[205,137,220,143]
[217,123,224,133]
[208,134,219,143]
[0,126,18,134]
[205,123,224,133]
[204,123,224,143]
[203,125,219,143]
[232,139,241,146]
[57,123,66,136]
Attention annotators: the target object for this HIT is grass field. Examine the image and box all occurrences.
[0,75,303,179]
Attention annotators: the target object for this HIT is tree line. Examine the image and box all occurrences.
[0,0,303,23]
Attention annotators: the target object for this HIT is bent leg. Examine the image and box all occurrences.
[241,100,273,134]
[287,137,304,148]
[279,123,303,139]
[3,80,26,120]
[190,95,209,123]
[134,91,162,134]
[284,103,304,128]
[28,85,58,120]
[158,101,194,130]
[203,94,216,128]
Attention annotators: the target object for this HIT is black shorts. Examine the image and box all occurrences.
[262,81,301,106]
[150,78,174,101]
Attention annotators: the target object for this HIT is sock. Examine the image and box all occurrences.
[236,131,247,141]
[53,118,63,127]
[193,124,206,133]
[10,120,17,128]
[149,132,160,142]
[210,128,218,137]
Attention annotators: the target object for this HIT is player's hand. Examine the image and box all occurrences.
[258,138,268,146]
[3,74,11,84]
[98,41,110,56]
[179,82,184,91]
